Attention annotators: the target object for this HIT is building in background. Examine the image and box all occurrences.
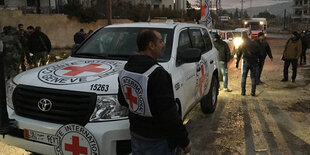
[0,0,187,13]
[292,0,310,23]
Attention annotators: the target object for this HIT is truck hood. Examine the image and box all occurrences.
[13,57,126,94]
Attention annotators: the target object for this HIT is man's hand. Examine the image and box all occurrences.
[183,141,192,154]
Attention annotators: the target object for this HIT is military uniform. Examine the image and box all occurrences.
[0,27,22,80]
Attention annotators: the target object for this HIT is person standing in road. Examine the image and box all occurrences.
[255,32,273,85]
[299,31,308,65]
[236,35,260,96]
[27,26,51,67]
[17,24,31,71]
[118,29,192,155]
[281,31,302,83]
[74,28,86,44]
[213,33,232,92]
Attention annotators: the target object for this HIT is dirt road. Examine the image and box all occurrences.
[186,35,310,154]
[0,34,309,155]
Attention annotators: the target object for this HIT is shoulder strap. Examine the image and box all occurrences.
[143,64,160,77]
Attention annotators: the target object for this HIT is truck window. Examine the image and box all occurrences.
[178,30,191,49]
[189,29,206,53]
[201,28,212,52]
[75,28,173,62]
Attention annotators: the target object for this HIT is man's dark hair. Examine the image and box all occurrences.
[35,26,41,32]
[18,24,23,28]
[80,28,84,32]
[27,26,34,30]
[137,29,158,51]
[257,32,264,37]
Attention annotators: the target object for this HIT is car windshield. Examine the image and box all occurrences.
[73,27,174,62]
[232,32,242,38]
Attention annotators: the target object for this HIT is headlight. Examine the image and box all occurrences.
[233,37,243,49]
[6,78,16,109]
[89,95,128,122]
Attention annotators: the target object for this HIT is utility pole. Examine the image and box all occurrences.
[283,9,287,30]
[241,0,244,19]
[106,0,112,25]
[250,0,252,17]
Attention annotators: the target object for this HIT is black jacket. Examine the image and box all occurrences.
[214,39,231,62]
[74,31,86,44]
[236,38,260,65]
[118,55,189,149]
[256,39,272,60]
[27,31,51,53]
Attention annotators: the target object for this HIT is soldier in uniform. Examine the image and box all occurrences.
[0,26,23,80]
[18,24,31,71]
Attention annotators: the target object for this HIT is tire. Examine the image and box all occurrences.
[200,75,218,114]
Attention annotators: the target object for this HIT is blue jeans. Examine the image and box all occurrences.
[219,61,228,89]
[131,135,176,155]
[241,61,258,95]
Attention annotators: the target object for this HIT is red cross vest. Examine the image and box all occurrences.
[118,65,160,117]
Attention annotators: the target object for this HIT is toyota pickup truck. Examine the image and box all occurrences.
[1,21,219,155]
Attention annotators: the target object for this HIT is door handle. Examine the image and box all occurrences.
[210,60,214,64]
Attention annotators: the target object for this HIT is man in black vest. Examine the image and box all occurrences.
[118,29,191,155]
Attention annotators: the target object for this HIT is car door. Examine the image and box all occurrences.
[174,28,198,114]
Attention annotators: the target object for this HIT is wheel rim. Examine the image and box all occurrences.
[211,80,217,106]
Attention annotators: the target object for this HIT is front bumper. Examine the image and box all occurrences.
[0,107,131,155]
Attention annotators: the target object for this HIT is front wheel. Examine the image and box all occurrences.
[200,75,218,114]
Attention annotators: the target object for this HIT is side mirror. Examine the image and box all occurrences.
[72,44,80,53]
[177,48,201,65]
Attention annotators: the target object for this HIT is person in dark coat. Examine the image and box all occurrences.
[236,35,260,96]
[74,28,86,44]
[17,24,31,71]
[213,33,232,92]
[300,31,308,65]
[27,26,51,67]
[281,31,302,82]
[118,29,191,154]
[255,32,273,85]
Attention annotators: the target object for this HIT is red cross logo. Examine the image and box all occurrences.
[198,64,206,96]
[62,64,106,76]
[65,136,87,155]
[125,87,137,109]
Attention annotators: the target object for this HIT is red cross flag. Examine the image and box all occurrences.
[201,0,212,28]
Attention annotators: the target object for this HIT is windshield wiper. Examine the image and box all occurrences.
[73,53,107,58]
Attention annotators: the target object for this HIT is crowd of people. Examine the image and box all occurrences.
[0,24,51,80]
[214,30,308,96]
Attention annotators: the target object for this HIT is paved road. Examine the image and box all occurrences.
[185,37,310,154]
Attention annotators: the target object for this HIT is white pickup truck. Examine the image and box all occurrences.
[1,21,219,155]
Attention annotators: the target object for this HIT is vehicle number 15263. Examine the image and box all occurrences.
[90,84,109,92]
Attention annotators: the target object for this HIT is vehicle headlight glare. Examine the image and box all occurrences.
[6,78,16,109]
[233,37,243,49]
[90,95,128,122]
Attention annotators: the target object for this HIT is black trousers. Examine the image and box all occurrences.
[300,49,307,64]
[283,59,298,80]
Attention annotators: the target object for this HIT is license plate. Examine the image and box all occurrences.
[24,129,59,146]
